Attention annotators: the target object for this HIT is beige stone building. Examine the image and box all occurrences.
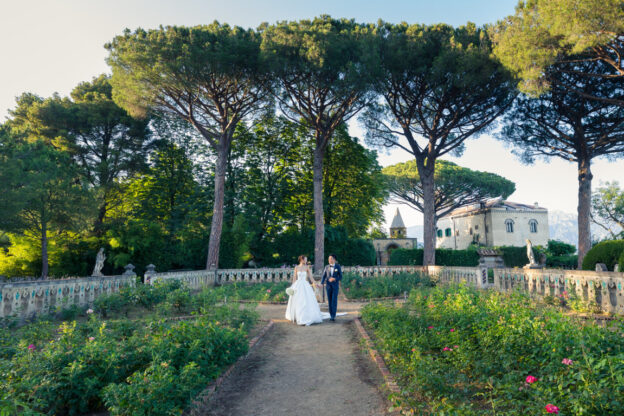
[372,208,417,265]
[435,197,549,249]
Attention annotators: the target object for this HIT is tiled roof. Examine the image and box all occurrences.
[440,197,547,218]
[390,208,406,229]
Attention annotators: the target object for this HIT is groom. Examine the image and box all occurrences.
[321,254,342,321]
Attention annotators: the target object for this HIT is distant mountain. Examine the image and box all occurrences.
[548,210,617,247]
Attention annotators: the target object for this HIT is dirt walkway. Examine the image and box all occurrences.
[205,302,388,416]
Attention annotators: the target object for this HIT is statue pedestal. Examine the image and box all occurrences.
[523,264,544,270]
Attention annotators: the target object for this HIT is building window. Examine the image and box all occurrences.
[455,229,459,236]
[445,228,451,237]
[469,227,473,235]
[529,219,538,233]
[505,219,514,233]
[485,225,489,233]
[437,229,443,238]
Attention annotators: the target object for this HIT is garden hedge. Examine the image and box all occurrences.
[389,248,479,267]
[581,239,624,271]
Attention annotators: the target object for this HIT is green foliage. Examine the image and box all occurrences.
[592,181,624,239]
[582,239,624,271]
[547,240,576,256]
[342,272,434,299]
[1,286,258,415]
[491,0,624,98]
[362,284,624,414]
[389,248,479,267]
[497,245,531,268]
[383,160,515,219]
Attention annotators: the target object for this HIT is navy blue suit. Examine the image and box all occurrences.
[321,263,342,319]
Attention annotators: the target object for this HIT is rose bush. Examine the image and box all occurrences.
[362,283,624,415]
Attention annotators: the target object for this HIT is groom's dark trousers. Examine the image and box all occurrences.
[322,263,342,319]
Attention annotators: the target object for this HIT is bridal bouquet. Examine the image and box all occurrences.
[286,287,296,296]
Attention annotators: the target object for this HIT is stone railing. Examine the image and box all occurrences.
[493,268,624,315]
[428,265,490,288]
[0,273,136,319]
[146,264,428,287]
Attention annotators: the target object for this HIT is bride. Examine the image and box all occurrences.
[285,255,326,326]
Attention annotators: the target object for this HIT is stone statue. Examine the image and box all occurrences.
[526,239,537,265]
[92,248,106,276]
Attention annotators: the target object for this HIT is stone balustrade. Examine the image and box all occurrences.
[428,265,490,288]
[493,268,624,315]
[0,273,136,319]
[147,264,428,287]
[8,262,622,319]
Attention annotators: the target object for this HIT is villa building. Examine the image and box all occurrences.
[435,197,549,249]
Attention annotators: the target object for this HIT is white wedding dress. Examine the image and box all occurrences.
[285,270,329,326]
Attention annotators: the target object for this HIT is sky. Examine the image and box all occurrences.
[1,0,622,232]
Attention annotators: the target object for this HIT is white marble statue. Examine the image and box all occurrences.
[526,239,537,266]
[92,248,106,276]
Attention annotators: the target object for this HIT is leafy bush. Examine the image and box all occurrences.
[94,292,129,318]
[388,248,479,266]
[1,304,257,416]
[362,284,624,415]
[342,272,434,299]
[581,239,624,271]
[213,281,291,303]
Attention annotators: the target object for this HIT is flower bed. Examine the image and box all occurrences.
[361,284,624,415]
[0,281,258,416]
[213,281,291,303]
[342,272,434,300]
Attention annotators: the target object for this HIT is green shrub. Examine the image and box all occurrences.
[1,304,257,415]
[362,284,624,415]
[581,239,624,271]
[388,248,478,266]
[497,245,528,267]
[546,254,578,269]
[619,250,624,271]
[342,272,434,299]
[547,240,576,256]
[93,293,129,318]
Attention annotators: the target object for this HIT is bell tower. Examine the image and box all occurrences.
[390,208,407,238]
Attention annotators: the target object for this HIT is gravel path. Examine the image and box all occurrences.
[205,303,388,416]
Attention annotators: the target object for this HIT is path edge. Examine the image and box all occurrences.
[354,317,401,396]
[185,319,275,415]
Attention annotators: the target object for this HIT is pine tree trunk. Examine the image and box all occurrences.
[313,145,325,277]
[206,144,229,270]
[41,220,48,279]
[420,161,436,266]
[577,157,593,269]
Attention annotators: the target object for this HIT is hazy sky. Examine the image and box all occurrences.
[1,0,622,231]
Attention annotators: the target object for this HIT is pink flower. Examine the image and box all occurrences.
[86,308,94,314]
[454,345,459,348]
[411,348,416,352]
[561,358,573,365]
[267,289,271,293]
[525,375,537,384]
[88,337,95,341]
[442,347,451,351]
[428,304,435,308]
[27,344,36,351]
[427,326,434,329]
[545,404,559,414]
[450,328,455,332]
